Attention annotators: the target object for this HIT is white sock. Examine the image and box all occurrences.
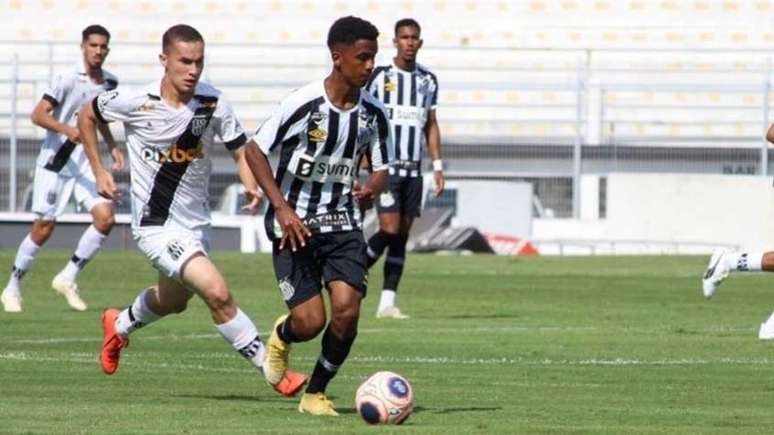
[115,288,161,337]
[728,252,763,272]
[377,289,396,312]
[215,308,265,372]
[58,225,107,282]
[4,234,41,295]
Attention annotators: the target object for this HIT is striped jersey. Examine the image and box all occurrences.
[253,80,393,240]
[92,79,247,233]
[366,62,438,177]
[36,61,118,177]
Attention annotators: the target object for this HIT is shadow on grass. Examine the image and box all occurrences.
[173,394,293,404]
[414,405,502,414]
[430,314,520,320]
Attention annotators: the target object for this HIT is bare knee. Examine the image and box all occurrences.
[291,311,326,341]
[330,303,360,338]
[202,283,234,313]
[30,220,55,245]
[91,205,115,234]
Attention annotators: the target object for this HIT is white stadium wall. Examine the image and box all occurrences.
[534,173,774,254]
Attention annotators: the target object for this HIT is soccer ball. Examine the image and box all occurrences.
[355,371,414,425]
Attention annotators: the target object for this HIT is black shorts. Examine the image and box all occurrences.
[375,175,423,218]
[272,230,368,309]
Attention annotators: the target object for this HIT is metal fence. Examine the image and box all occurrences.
[2,41,774,218]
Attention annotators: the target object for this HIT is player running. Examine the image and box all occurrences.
[364,18,445,319]
[79,24,305,396]
[1,25,121,313]
[243,16,392,415]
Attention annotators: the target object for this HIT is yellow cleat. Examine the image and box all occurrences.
[298,392,339,416]
[263,314,291,385]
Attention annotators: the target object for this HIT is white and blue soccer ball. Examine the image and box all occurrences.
[355,371,415,425]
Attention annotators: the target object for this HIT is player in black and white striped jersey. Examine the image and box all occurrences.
[244,16,392,416]
[364,18,445,319]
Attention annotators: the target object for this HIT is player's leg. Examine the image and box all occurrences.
[2,168,67,312]
[702,248,770,298]
[377,176,421,319]
[52,174,115,310]
[298,232,367,416]
[265,240,326,388]
[366,175,402,267]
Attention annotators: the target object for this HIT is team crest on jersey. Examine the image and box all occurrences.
[417,76,431,95]
[384,79,397,93]
[46,190,57,205]
[310,111,328,126]
[308,127,327,142]
[191,116,209,136]
[278,277,295,301]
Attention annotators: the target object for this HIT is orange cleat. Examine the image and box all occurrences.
[271,369,308,397]
[100,308,128,375]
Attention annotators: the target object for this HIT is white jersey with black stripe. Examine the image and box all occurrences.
[366,62,438,177]
[93,79,247,234]
[36,61,118,177]
[253,80,393,240]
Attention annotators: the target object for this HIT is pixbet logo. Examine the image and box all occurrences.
[142,143,204,164]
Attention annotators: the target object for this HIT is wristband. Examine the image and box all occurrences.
[432,159,443,172]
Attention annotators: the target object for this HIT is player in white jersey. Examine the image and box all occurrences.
[78,24,306,397]
[364,18,445,319]
[701,124,774,339]
[1,25,122,313]
[243,16,392,416]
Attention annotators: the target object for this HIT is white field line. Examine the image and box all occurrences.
[2,351,774,369]
[2,324,757,345]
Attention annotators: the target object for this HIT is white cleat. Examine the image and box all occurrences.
[52,275,87,311]
[702,248,732,299]
[759,321,774,340]
[1,292,23,313]
[376,305,409,320]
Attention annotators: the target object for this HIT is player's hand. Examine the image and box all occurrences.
[433,171,445,197]
[353,181,376,209]
[95,169,118,200]
[241,188,263,215]
[276,204,311,252]
[110,147,125,171]
[65,126,82,144]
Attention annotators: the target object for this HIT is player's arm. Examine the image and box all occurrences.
[767,124,774,144]
[30,97,81,143]
[96,121,125,171]
[425,109,445,196]
[78,100,117,200]
[243,140,310,251]
[231,146,263,214]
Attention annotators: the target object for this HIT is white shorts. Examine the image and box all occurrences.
[31,166,110,220]
[135,227,210,279]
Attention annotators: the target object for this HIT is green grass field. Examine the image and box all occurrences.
[2,251,774,434]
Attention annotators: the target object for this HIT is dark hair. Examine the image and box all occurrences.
[162,24,204,53]
[82,25,110,42]
[327,16,379,49]
[394,18,421,36]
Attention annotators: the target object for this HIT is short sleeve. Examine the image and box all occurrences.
[92,89,136,124]
[214,95,247,151]
[252,96,313,156]
[369,103,393,171]
[43,73,72,107]
[430,74,439,110]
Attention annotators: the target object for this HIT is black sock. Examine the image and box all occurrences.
[276,315,301,343]
[383,234,408,291]
[306,327,357,394]
[366,231,393,268]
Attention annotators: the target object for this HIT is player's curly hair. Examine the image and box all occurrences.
[394,18,421,36]
[327,16,379,49]
[82,25,110,42]
[162,24,204,53]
